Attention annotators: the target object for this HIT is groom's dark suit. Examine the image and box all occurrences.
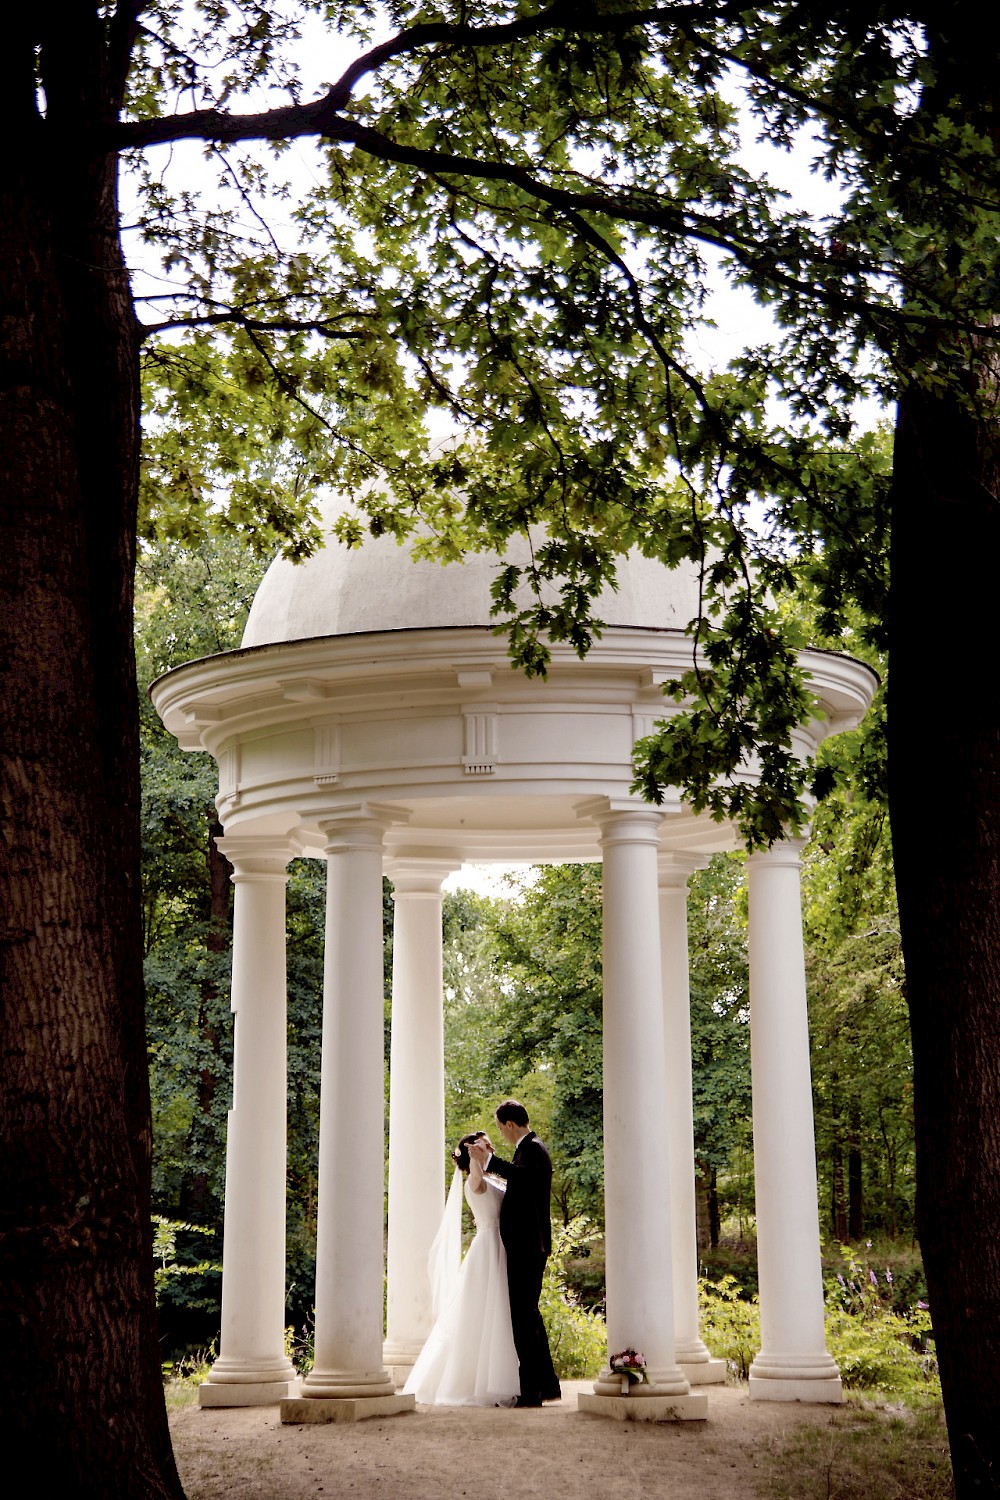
[487,1131,561,1405]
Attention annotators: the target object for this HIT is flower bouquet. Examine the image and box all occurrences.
[609,1349,648,1393]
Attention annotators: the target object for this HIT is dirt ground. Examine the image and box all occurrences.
[170,1380,844,1500]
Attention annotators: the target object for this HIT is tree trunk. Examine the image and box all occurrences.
[887,18,1000,1494]
[847,1107,863,1243]
[179,817,232,1222]
[707,1166,720,1251]
[830,1076,848,1240]
[0,18,183,1497]
[890,373,1000,1497]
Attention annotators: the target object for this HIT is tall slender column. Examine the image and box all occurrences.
[297,810,407,1411]
[581,806,704,1418]
[383,859,454,1376]
[658,855,727,1385]
[200,836,296,1407]
[746,839,842,1402]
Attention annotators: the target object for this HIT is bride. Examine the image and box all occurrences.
[403,1132,520,1407]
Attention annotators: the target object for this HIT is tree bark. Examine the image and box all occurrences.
[830,1076,848,1241]
[847,1108,863,1243]
[887,17,1000,1493]
[890,373,1000,1498]
[0,14,183,1496]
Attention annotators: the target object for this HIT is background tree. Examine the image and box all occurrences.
[4,6,999,1493]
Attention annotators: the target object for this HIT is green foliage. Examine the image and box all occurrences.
[699,1274,761,1381]
[700,1262,939,1400]
[121,3,982,843]
[801,757,915,1241]
[483,858,753,1234]
[152,1217,221,1311]
[441,887,518,1151]
[686,856,752,1224]
[488,866,606,1221]
[825,1246,939,1398]
[825,1303,938,1399]
[539,1218,607,1380]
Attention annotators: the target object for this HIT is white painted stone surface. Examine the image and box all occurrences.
[589,805,689,1400]
[383,860,454,1371]
[199,838,296,1406]
[303,812,397,1400]
[747,840,843,1404]
[659,855,726,1384]
[150,516,877,1414]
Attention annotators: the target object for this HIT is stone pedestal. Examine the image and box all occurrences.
[746,840,842,1404]
[199,838,296,1407]
[282,1393,416,1425]
[578,1391,708,1422]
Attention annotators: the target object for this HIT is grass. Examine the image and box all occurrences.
[757,1397,954,1500]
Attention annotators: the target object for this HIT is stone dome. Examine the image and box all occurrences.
[241,502,704,648]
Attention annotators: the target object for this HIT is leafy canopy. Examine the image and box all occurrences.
[114,3,999,840]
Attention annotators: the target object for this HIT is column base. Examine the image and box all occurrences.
[281,1393,416,1425]
[382,1338,422,1387]
[680,1357,728,1385]
[199,1378,299,1408]
[301,1363,395,1400]
[749,1350,843,1402]
[749,1374,843,1404]
[594,1365,690,1397]
[579,1392,708,1422]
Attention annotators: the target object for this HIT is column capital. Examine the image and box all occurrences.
[745,834,808,871]
[657,851,710,888]
[385,858,460,898]
[320,801,407,855]
[577,796,664,846]
[214,834,294,882]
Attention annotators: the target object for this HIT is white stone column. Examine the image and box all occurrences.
[658,854,727,1386]
[200,836,296,1407]
[288,808,414,1420]
[383,859,454,1377]
[746,838,842,1403]
[579,805,705,1420]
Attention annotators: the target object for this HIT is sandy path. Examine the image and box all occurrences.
[170,1381,842,1500]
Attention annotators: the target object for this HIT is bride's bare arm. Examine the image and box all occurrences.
[468,1154,487,1194]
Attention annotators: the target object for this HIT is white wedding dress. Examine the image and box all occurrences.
[403,1174,520,1406]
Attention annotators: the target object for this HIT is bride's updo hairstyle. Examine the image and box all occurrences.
[452,1131,487,1173]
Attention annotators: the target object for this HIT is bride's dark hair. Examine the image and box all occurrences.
[452,1131,487,1173]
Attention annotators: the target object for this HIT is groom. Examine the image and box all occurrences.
[471,1100,561,1407]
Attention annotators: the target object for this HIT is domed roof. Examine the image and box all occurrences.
[241,501,703,649]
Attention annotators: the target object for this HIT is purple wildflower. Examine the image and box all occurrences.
[886,1268,893,1285]
[869,1269,878,1287]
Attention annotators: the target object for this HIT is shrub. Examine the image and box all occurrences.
[540,1217,607,1378]
[698,1273,761,1379]
[825,1244,939,1397]
[698,1247,940,1401]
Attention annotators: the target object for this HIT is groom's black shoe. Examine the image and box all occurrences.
[514,1394,543,1408]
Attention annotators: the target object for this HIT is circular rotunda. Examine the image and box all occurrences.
[152,507,877,1423]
